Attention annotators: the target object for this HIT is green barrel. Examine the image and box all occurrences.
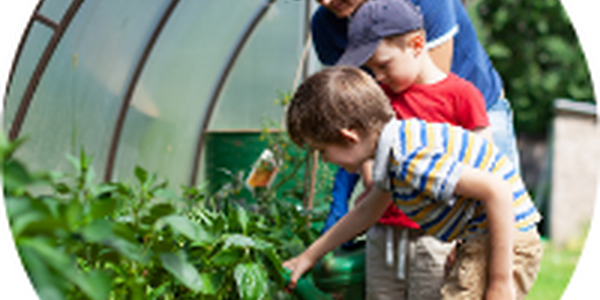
[203,131,267,196]
[203,130,335,201]
[312,244,366,300]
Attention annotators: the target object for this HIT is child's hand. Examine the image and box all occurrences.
[282,253,316,291]
[485,279,516,300]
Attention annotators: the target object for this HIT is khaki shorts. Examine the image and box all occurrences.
[441,229,543,300]
[365,224,455,300]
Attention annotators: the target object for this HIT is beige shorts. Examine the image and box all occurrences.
[441,229,543,300]
[365,224,455,300]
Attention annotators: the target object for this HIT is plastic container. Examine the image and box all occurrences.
[282,243,366,300]
[312,243,366,300]
[204,131,267,196]
[282,269,334,300]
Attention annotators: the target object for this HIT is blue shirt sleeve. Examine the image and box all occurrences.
[412,0,458,47]
[310,6,348,66]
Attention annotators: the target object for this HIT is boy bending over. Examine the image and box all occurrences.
[283,66,542,300]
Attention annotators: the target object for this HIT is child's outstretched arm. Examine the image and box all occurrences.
[454,166,516,300]
[283,186,391,290]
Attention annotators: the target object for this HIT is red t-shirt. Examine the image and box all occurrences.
[377,73,489,228]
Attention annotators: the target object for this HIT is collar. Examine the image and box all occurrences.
[372,119,401,191]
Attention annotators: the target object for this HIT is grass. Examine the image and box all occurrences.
[526,235,586,300]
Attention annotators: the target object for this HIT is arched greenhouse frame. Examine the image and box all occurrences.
[4,0,322,189]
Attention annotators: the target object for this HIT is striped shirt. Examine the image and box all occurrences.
[372,118,541,241]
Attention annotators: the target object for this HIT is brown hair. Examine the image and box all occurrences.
[286,66,395,148]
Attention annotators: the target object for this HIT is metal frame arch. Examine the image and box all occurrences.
[103,0,182,182]
[188,0,278,186]
[7,0,84,141]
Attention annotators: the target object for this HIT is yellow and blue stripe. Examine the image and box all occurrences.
[384,119,541,241]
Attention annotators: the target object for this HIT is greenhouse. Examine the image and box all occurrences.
[3,1,349,299]
[4,0,321,189]
[2,0,596,299]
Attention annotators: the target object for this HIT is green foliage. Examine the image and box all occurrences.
[471,0,594,134]
[2,132,325,300]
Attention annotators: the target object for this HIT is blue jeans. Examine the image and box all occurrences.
[321,167,360,247]
[487,98,521,174]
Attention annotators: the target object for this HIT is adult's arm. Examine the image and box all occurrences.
[428,38,454,74]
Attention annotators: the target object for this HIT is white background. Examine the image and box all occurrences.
[1,1,598,299]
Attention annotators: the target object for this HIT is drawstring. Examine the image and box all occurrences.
[397,228,408,280]
[386,226,394,267]
[385,226,408,280]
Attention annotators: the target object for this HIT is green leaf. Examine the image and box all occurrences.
[148,203,176,222]
[66,154,81,172]
[53,182,71,194]
[81,219,113,243]
[64,198,84,229]
[0,135,27,162]
[159,251,203,292]
[235,204,249,234]
[3,159,35,192]
[135,166,148,185]
[210,247,244,267]
[160,215,213,245]
[8,198,64,237]
[255,241,284,273]
[127,276,146,300]
[81,220,149,264]
[19,238,109,300]
[90,197,118,219]
[79,270,112,300]
[90,183,118,199]
[223,234,256,249]
[199,272,223,295]
[12,212,64,238]
[234,263,268,300]
[18,243,68,300]
[105,235,149,264]
[5,196,34,217]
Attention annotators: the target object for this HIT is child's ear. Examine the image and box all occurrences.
[408,33,426,56]
[340,128,360,143]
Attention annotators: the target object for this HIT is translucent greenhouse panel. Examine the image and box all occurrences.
[201,0,307,192]
[38,0,72,21]
[4,22,53,129]
[15,0,170,178]
[112,0,266,188]
[209,0,306,131]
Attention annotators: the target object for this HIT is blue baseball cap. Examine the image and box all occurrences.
[336,0,424,67]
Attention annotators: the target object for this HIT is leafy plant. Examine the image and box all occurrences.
[2,132,327,299]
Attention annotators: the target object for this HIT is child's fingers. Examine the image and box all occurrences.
[282,260,299,290]
[286,279,297,291]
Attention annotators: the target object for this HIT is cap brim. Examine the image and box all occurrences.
[335,39,380,67]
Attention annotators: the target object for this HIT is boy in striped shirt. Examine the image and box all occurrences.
[283,66,542,300]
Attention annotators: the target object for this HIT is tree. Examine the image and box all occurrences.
[470,0,594,135]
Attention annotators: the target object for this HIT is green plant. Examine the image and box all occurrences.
[2,133,324,299]
[470,0,594,135]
